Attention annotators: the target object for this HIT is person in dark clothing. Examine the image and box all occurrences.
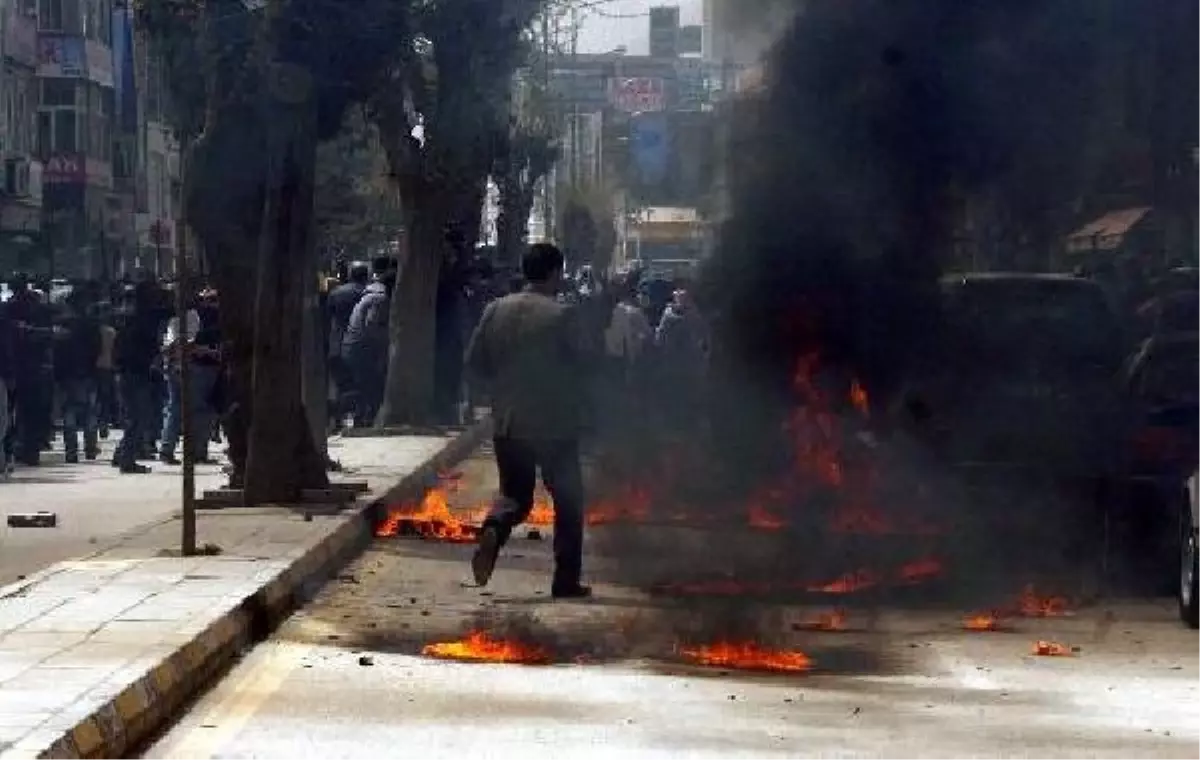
[326,261,369,428]
[7,283,54,466]
[465,243,591,599]
[0,300,15,477]
[342,266,393,427]
[54,291,103,462]
[190,289,223,462]
[112,282,162,473]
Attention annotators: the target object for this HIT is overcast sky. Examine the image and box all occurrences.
[575,0,703,54]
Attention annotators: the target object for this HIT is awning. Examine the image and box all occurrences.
[1065,207,1151,254]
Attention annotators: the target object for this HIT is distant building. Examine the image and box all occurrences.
[0,0,43,275]
[35,0,117,279]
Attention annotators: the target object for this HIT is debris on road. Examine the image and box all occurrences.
[1033,640,1075,657]
[358,655,374,667]
[6,512,57,528]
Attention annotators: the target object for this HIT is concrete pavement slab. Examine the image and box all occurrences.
[0,421,490,759]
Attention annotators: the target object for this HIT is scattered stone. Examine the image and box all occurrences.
[340,575,360,584]
[6,512,57,528]
[410,597,418,604]
[358,655,374,667]
[327,634,341,641]
[851,707,861,716]
[727,695,737,701]
[420,610,430,616]
[16,574,24,580]
[784,698,793,704]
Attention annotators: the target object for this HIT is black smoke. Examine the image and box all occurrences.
[587,0,1198,622]
[703,0,1109,469]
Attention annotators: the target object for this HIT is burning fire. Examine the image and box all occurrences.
[526,494,555,526]
[1032,640,1074,657]
[962,613,1000,631]
[586,486,652,526]
[1017,585,1070,617]
[808,568,877,593]
[422,631,550,664]
[375,487,479,542]
[678,641,813,673]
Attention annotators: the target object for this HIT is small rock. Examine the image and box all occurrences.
[480,591,494,597]
[851,707,861,716]
[327,634,341,641]
[410,597,418,604]
[420,610,430,616]
[16,574,25,580]
[1169,665,1182,670]
[302,664,313,668]
[358,655,374,667]
[367,622,377,629]
[386,603,403,609]
[339,575,359,584]
[727,695,737,701]
[783,698,793,704]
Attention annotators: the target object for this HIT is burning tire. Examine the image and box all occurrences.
[1179,474,1198,629]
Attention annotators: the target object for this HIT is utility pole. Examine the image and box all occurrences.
[175,150,196,555]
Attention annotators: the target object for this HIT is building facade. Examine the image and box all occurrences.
[36,0,117,279]
[0,0,43,275]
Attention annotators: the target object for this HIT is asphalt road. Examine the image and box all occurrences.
[145,451,1200,759]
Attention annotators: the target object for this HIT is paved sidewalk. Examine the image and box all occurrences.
[0,426,488,759]
[0,439,227,587]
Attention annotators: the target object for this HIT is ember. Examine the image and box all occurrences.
[849,380,870,416]
[962,613,1000,631]
[1032,640,1074,657]
[807,568,877,594]
[1017,585,1070,617]
[678,641,813,673]
[375,488,479,542]
[422,631,550,664]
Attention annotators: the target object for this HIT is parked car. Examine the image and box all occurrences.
[887,273,1133,580]
[1121,332,1199,593]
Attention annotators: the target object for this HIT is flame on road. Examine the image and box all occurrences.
[374,488,480,542]
[807,568,878,593]
[962,613,1000,631]
[679,641,813,673]
[422,631,550,664]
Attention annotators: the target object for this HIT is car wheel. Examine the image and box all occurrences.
[1180,502,1199,629]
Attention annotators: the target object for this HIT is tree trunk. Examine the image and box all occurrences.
[244,64,329,504]
[377,189,444,425]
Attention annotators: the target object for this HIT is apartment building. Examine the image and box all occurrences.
[0,0,43,275]
[35,0,117,278]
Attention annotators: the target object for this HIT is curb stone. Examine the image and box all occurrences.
[13,419,491,760]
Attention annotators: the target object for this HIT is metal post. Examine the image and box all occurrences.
[176,156,196,556]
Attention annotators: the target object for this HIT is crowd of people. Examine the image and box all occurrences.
[0,249,711,485]
[0,275,223,478]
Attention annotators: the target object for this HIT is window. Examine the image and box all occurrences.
[38,0,80,32]
[54,110,77,153]
[41,78,81,107]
